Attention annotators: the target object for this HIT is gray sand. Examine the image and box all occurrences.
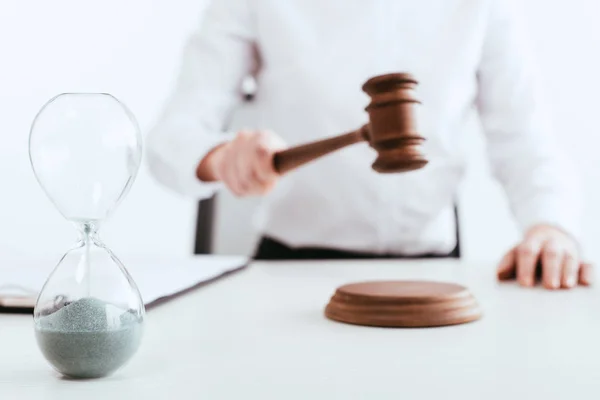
[35,297,143,379]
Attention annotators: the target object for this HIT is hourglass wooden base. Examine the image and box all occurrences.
[324,281,482,328]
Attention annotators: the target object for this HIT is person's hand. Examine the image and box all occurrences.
[197,129,286,196]
[496,224,593,289]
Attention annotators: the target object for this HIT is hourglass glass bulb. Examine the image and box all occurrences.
[29,93,145,379]
[29,92,142,224]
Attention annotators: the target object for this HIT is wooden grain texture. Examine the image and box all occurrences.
[324,280,482,328]
[272,72,428,175]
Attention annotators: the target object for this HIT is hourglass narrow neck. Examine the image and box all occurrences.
[76,221,101,245]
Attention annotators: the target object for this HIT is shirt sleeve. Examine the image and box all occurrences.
[146,0,257,199]
[476,0,583,243]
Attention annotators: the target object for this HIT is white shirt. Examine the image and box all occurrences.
[146,0,582,255]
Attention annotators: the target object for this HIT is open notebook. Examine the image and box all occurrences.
[0,255,249,313]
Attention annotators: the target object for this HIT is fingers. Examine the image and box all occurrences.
[501,225,592,289]
[221,134,247,196]
[216,130,283,197]
[252,131,280,185]
[561,253,579,289]
[579,263,593,286]
[516,239,542,287]
[233,131,254,195]
[243,131,280,195]
[497,247,517,281]
[541,240,563,290]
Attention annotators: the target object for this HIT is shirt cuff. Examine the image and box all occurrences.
[513,194,583,246]
[146,131,234,199]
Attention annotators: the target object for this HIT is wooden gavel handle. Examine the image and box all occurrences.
[272,127,368,175]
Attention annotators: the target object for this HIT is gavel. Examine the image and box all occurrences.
[272,72,428,175]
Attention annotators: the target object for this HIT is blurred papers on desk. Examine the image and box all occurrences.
[0,255,248,312]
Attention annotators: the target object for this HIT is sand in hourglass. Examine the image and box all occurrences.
[34,297,143,379]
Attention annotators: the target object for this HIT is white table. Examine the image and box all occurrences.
[2,259,600,399]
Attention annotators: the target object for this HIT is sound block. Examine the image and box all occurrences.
[324,281,482,328]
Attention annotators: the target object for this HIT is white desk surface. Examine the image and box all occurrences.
[2,259,600,399]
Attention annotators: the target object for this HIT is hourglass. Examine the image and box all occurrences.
[29,93,144,379]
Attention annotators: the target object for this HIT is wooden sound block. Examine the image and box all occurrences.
[324,281,482,328]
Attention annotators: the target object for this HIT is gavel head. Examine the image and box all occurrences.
[361,73,428,173]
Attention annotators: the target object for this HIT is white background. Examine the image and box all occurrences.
[0,0,598,266]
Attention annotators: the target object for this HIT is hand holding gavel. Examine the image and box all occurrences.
[197,129,287,196]
[197,73,428,196]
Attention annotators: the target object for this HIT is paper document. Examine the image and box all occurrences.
[0,255,248,310]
